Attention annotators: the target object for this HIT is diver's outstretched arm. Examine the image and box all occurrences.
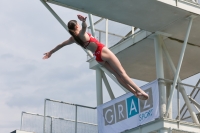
[43,37,75,59]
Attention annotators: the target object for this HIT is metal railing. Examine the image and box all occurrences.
[87,18,140,48]
[21,111,98,133]
[43,99,97,133]
[158,78,200,124]
[20,112,44,133]
[181,0,200,5]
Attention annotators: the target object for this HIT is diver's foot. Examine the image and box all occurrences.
[136,91,149,100]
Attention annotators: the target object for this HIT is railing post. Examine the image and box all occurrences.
[177,84,180,128]
[177,84,180,121]
[75,105,77,133]
[50,117,53,133]
[43,99,47,133]
[20,112,24,130]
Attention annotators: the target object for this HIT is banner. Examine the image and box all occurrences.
[97,80,160,133]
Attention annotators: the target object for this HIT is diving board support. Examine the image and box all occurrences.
[102,72,115,100]
[155,34,166,118]
[162,38,199,123]
[153,35,169,133]
[165,15,197,120]
[88,14,96,37]
[40,0,93,58]
[149,33,166,118]
[88,14,104,105]
[96,68,103,105]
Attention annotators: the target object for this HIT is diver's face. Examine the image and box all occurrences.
[75,23,81,31]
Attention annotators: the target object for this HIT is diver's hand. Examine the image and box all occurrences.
[77,15,87,22]
[43,52,52,59]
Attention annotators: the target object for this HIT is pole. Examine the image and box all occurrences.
[50,117,53,133]
[88,14,103,105]
[96,68,103,105]
[165,16,196,118]
[20,112,24,130]
[43,99,47,133]
[75,105,77,133]
[88,14,96,37]
[154,34,166,117]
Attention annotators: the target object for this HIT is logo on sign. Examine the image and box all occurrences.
[103,88,153,125]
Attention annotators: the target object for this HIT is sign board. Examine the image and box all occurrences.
[97,80,160,133]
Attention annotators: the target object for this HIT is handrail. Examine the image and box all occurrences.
[158,78,200,122]
[158,78,200,90]
[21,111,97,132]
[43,98,97,133]
[45,98,97,109]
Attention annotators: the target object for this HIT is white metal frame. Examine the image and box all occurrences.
[162,37,199,123]
[180,79,200,119]
[165,15,197,119]
[43,99,97,133]
[21,111,97,133]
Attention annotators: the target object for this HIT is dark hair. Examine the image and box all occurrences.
[68,20,85,48]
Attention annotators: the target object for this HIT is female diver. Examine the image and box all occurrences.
[43,15,149,100]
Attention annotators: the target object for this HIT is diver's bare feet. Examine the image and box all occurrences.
[132,89,149,100]
[136,91,149,100]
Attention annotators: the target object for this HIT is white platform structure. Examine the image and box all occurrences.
[40,0,200,133]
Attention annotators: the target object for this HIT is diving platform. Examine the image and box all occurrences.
[38,0,200,133]
[45,0,200,32]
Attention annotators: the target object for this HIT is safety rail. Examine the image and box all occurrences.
[183,0,200,4]
[158,78,200,124]
[180,0,200,5]
[20,112,45,133]
[87,18,140,48]
[43,98,97,133]
[20,111,97,133]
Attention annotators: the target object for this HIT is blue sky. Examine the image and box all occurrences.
[0,0,200,132]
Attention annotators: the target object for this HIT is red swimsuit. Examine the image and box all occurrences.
[84,33,105,62]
